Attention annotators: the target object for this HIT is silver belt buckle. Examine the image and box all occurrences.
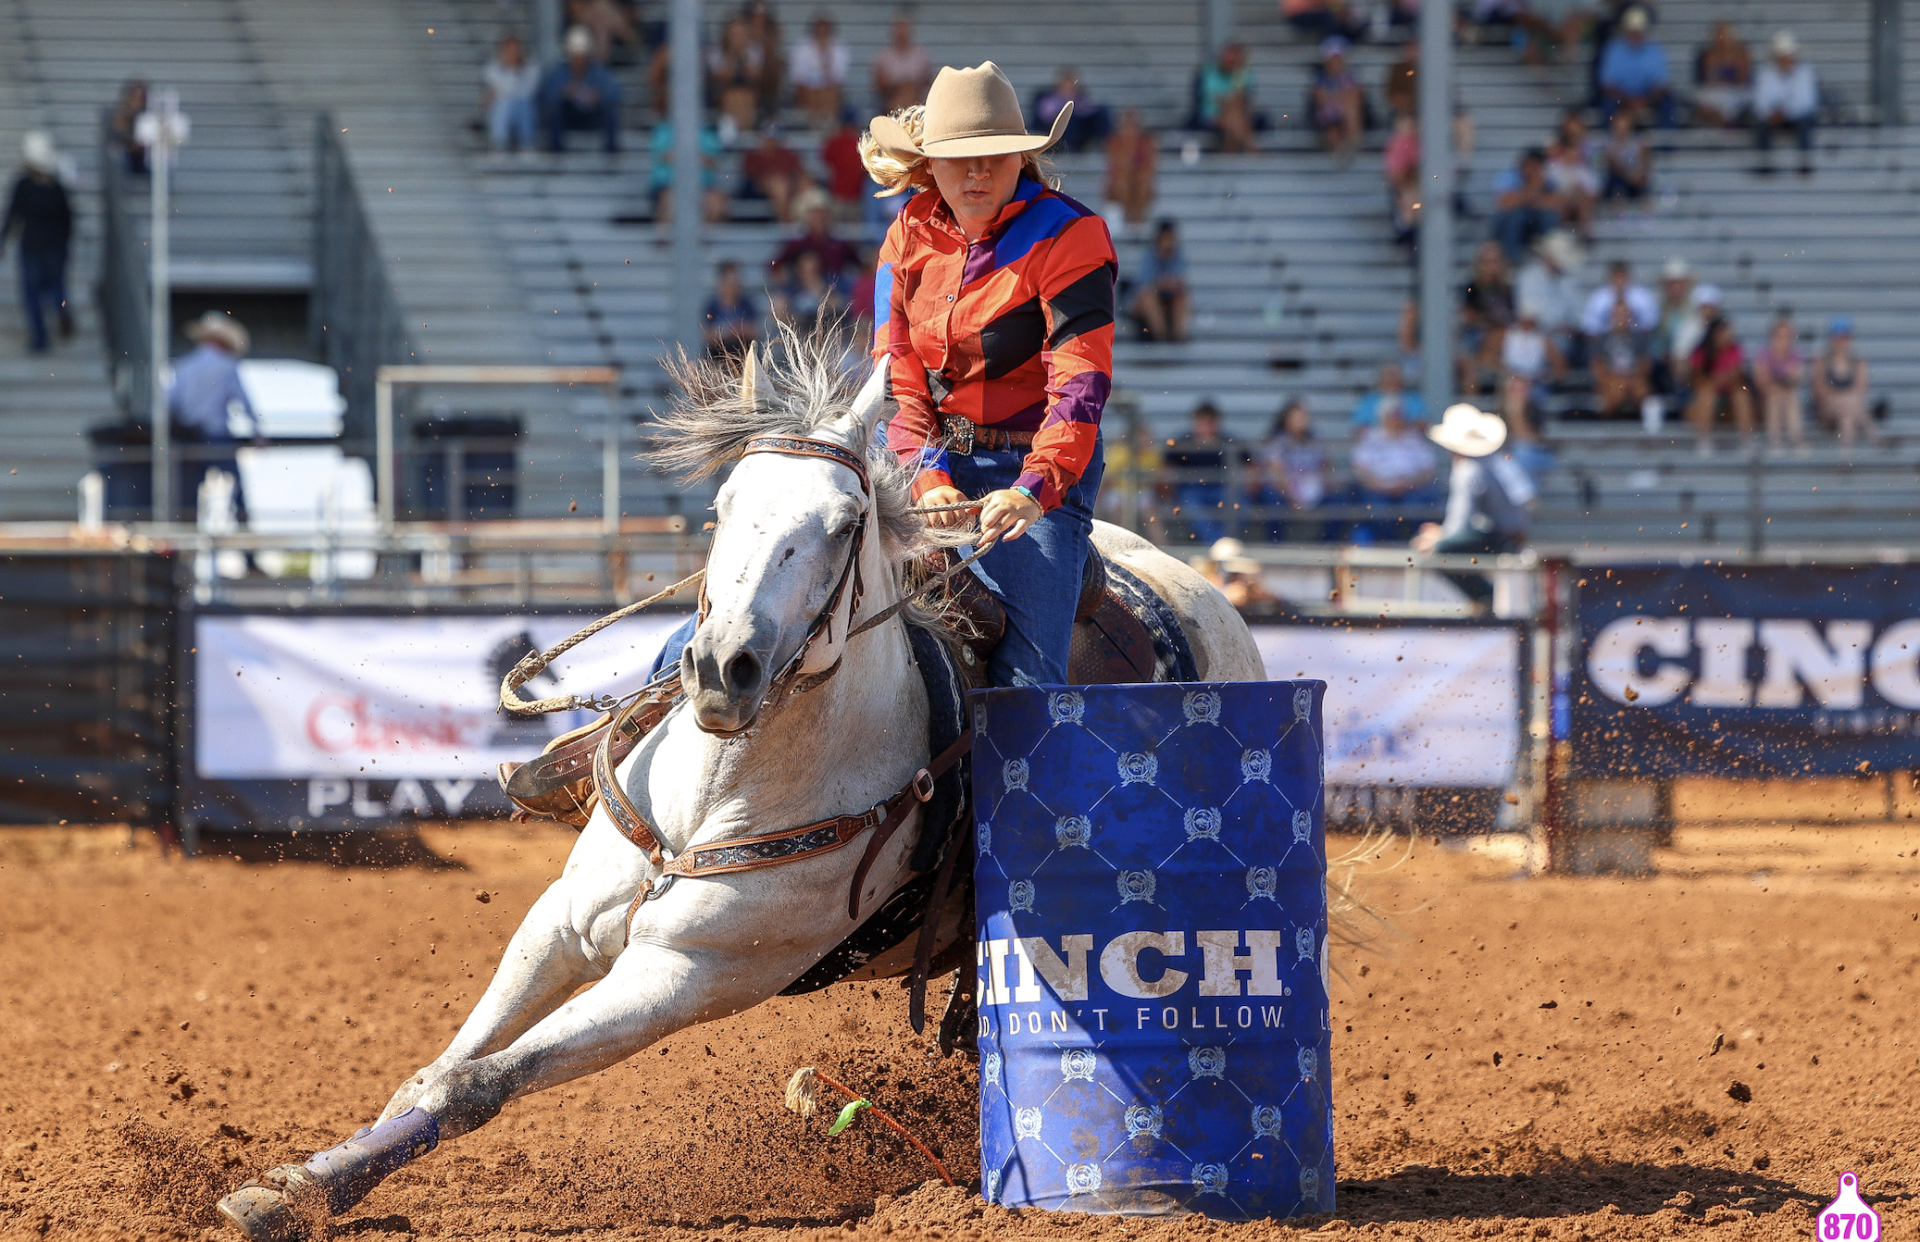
[943,415,973,457]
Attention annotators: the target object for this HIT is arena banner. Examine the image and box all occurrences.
[184,612,690,830]
[1247,624,1522,788]
[1572,564,1920,777]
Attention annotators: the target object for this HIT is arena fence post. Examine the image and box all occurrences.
[1537,558,1571,872]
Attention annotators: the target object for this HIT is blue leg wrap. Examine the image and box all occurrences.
[300,1107,440,1215]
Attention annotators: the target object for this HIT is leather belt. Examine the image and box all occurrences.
[941,414,1035,456]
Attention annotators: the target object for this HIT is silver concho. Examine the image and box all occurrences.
[1003,758,1029,792]
[1182,689,1222,725]
[1240,747,1272,783]
[1188,1046,1227,1078]
[985,1169,1002,1204]
[1191,1163,1230,1195]
[1064,1163,1103,1196]
[1059,1048,1096,1083]
[1251,1103,1284,1139]
[1183,806,1222,842]
[1117,751,1159,785]
[1291,808,1312,842]
[1008,879,1036,914]
[1295,926,1317,961]
[1246,866,1279,902]
[1054,815,1092,849]
[977,823,993,856]
[1013,1106,1043,1140]
[1293,685,1312,719]
[982,1049,1003,1091]
[1116,869,1156,905]
[1300,1166,1322,1204]
[1297,1046,1318,1081]
[1047,690,1085,725]
[1123,1103,1164,1141]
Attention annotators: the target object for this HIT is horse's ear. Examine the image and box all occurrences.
[847,359,889,442]
[739,343,770,413]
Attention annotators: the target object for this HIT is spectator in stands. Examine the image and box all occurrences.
[167,312,257,523]
[1413,403,1537,610]
[1648,255,1693,390]
[1253,397,1333,542]
[109,80,150,175]
[1598,7,1675,127]
[1352,396,1440,542]
[1669,280,1719,385]
[709,16,768,131]
[1545,112,1600,238]
[1383,115,1421,249]
[872,15,933,111]
[1753,30,1818,176]
[820,113,867,219]
[769,187,859,285]
[1351,361,1427,428]
[1599,108,1652,204]
[1310,38,1366,161]
[1130,220,1192,343]
[483,35,541,153]
[1489,148,1563,261]
[772,248,847,332]
[703,260,761,360]
[1384,40,1418,120]
[1282,0,1367,43]
[1753,314,1806,452]
[1198,42,1257,154]
[740,124,802,222]
[566,0,641,64]
[1515,0,1593,67]
[1580,259,1657,340]
[1591,300,1653,419]
[1097,422,1166,535]
[740,1,785,114]
[1460,241,1517,395]
[790,13,850,129]
[1500,307,1565,428]
[1104,108,1158,226]
[1812,316,1875,447]
[1035,68,1113,154]
[3,133,73,355]
[1693,22,1753,127]
[1165,401,1237,544]
[1686,315,1754,452]
[541,26,622,153]
[648,118,727,223]
[1515,230,1584,359]
[1505,400,1558,482]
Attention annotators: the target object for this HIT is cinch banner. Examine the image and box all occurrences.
[1248,625,1521,787]
[1573,564,1920,777]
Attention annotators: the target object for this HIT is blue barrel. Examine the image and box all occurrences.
[973,681,1332,1220]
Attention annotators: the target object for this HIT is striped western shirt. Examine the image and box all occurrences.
[873,177,1117,512]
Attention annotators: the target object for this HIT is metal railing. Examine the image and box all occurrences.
[312,113,410,444]
[96,110,150,417]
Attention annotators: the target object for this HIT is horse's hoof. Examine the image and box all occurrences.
[215,1174,318,1241]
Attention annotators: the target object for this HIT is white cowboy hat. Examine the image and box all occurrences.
[563,24,595,56]
[868,61,1070,159]
[1536,229,1585,271]
[1771,30,1800,57]
[1662,256,1693,280]
[187,310,250,355]
[1208,536,1246,563]
[1621,6,1650,32]
[1428,403,1508,458]
[1691,282,1723,307]
[21,131,57,174]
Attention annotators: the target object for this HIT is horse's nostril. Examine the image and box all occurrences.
[724,650,761,694]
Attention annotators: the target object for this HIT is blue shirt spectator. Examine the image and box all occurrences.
[1349,362,1427,427]
[168,336,255,441]
[1597,8,1676,126]
[539,27,622,152]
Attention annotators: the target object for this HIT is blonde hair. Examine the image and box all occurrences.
[858,105,1059,199]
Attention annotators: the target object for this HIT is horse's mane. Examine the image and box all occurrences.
[651,325,972,637]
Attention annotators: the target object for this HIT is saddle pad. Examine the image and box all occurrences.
[1068,557,1200,685]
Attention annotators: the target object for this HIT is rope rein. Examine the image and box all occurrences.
[500,497,999,716]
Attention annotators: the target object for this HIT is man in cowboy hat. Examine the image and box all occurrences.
[167,310,258,523]
[1753,29,1817,176]
[2,132,74,354]
[1412,403,1536,611]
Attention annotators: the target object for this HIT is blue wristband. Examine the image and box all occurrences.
[1012,485,1037,504]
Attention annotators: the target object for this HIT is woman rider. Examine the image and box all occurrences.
[864,61,1117,687]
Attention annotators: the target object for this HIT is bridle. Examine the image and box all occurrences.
[690,434,874,735]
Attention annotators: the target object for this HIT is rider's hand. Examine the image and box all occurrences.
[1411,522,1443,554]
[979,488,1043,544]
[918,485,971,529]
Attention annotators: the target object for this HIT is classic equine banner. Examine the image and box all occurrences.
[1573,564,1920,776]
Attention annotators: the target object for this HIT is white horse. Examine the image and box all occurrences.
[217,342,1263,1239]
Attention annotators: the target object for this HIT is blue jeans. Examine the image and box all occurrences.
[1174,481,1226,545]
[649,442,1105,691]
[18,246,67,353]
[1490,205,1559,262]
[489,96,538,150]
[546,99,618,152]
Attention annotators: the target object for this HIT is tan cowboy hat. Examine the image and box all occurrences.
[187,310,250,355]
[21,131,57,175]
[1428,403,1507,458]
[868,61,1070,159]
[1535,229,1585,271]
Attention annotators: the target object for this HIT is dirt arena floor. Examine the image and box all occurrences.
[0,810,1914,1242]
